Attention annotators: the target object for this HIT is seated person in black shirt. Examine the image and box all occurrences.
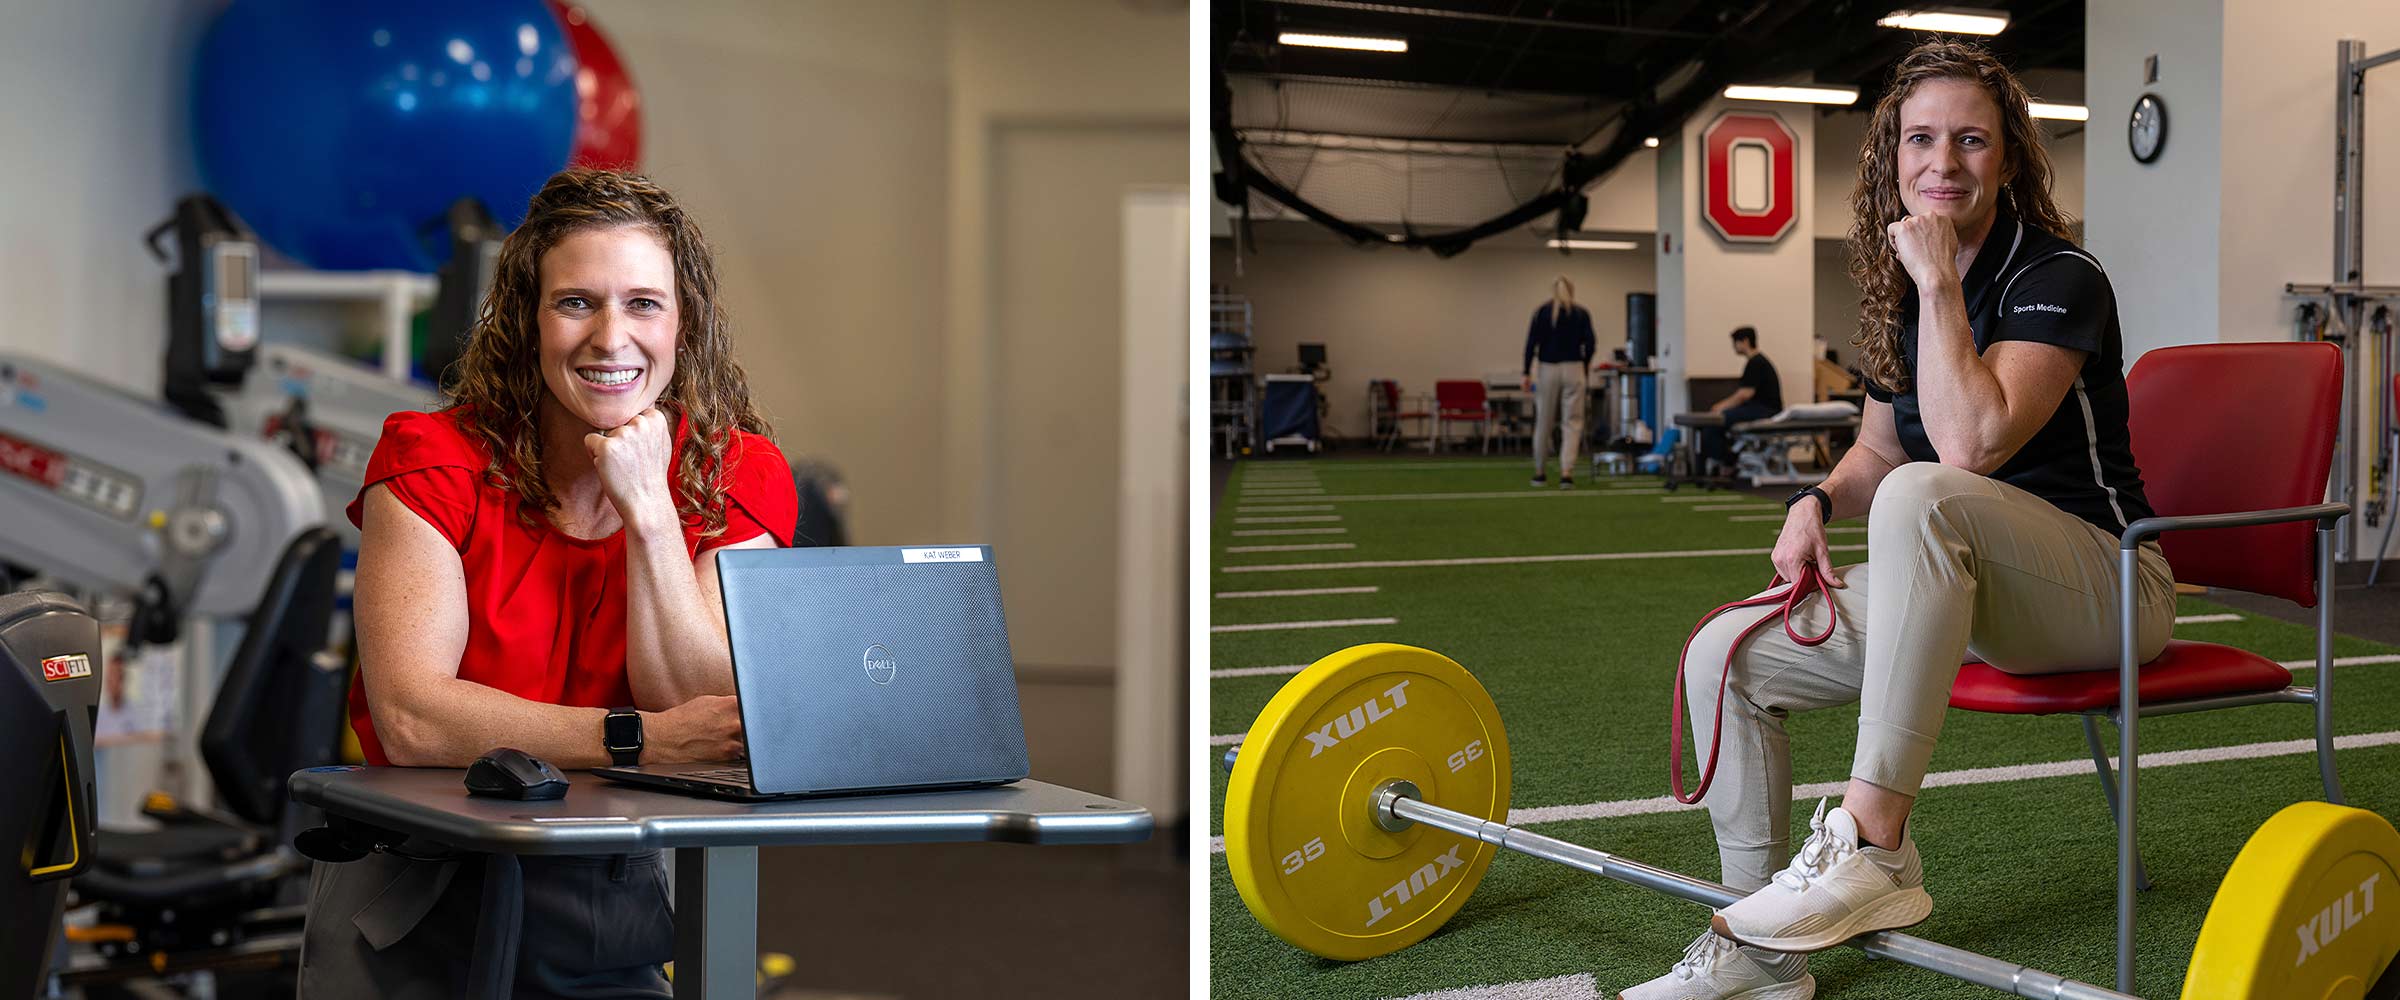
[1700,326,1782,470]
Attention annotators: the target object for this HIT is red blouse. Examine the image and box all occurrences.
[344,408,796,766]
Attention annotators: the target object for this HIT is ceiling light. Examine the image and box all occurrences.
[2028,101,2089,121]
[1643,137,1660,148]
[1722,84,1859,106]
[1547,238,1638,251]
[1279,32,1407,53]
[1876,7,2010,35]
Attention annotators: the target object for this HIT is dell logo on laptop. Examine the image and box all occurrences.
[863,644,898,685]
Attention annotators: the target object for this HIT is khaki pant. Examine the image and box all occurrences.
[1533,361,1586,476]
[1678,462,2176,892]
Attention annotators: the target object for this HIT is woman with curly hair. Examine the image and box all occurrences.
[301,168,795,998]
[1624,41,2172,1000]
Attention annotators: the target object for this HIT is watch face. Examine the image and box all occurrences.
[2129,93,2167,164]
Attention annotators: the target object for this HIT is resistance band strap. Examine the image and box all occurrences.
[1669,565,1837,805]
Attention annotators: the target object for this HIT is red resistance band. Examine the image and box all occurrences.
[1669,565,1840,805]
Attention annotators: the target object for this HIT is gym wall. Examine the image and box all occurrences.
[0,2,215,396]
[1212,226,1659,438]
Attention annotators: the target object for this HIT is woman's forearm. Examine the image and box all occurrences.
[375,677,616,768]
[1911,286,2013,469]
[622,514,736,709]
[1816,438,1899,522]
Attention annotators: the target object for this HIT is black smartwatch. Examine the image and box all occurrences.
[603,707,643,766]
[1784,486,1832,525]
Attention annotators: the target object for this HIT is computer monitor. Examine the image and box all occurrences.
[1298,343,1326,373]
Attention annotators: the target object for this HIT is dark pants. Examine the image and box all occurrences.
[1703,401,1780,467]
[300,847,674,999]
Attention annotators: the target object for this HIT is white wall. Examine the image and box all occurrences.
[1210,229,1658,435]
[2086,0,2226,362]
[0,2,214,394]
[1667,101,1817,418]
[2217,1,2400,343]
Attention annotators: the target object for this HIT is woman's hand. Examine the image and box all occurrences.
[1770,500,1843,588]
[1887,213,1961,293]
[585,407,677,533]
[641,694,746,763]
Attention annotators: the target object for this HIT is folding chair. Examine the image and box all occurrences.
[1432,380,1492,454]
[1370,379,1430,453]
[1944,341,2348,992]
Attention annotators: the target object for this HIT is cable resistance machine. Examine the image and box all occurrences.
[2289,38,2400,575]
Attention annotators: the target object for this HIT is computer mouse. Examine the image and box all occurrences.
[465,747,570,800]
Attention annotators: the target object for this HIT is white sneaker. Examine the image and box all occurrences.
[1617,931,1814,1000]
[1712,799,1932,953]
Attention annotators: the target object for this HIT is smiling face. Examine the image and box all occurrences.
[1894,77,2010,236]
[535,225,679,433]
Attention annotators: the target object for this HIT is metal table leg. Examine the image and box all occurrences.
[675,846,758,1000]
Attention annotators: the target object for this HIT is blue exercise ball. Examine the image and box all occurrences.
[192,0,578,272]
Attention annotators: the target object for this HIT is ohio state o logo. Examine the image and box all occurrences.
[1703,111,1798,243]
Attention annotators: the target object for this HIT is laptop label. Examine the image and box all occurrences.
[901,547,983,564]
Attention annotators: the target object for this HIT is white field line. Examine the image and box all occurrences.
[1242,489,1327,496]
[1225,542,1357,554]
[1237,504,1336,513]
[1263,490,1662,502]
[1728,515,1786,522]
[2177,613,2243,625]
[1235,515,1343,523]
[1827,526,1865,534]
[1383,974,1600,1000]
[1210,616,1398,634]
[1211,663,1310,678]
[1223,544,1867,573]
[1244,482,1322,489]
[1209,728,2400,853]
[1216,586,1380,599]
[2284,654,2400,670]
[1693,503,1781,512]
[1246,459,1537,471]
[1232,528,1350,537]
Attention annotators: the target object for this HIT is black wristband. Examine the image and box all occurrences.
[1785,486,1832,525]
[603,707,642,766]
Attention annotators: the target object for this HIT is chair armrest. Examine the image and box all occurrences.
[2117,502,2350,550]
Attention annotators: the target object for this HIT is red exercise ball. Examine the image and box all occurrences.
[548,0,642,170]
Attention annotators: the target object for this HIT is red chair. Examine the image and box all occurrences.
[1432,380,1493,453]
[1369,379,1431,452]
[1944,341,2347,992]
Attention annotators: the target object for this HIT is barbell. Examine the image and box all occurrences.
[1221,643,2400,1000]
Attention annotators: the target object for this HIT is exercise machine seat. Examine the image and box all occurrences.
[1948,641,2295,715]
[71,527,346,951]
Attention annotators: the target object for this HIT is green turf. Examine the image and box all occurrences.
[1206,457,2400,999]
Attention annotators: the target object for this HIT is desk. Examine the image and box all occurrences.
[290,767,1151,1000]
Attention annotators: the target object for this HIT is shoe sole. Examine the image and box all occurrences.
[1614,974,1815,1000]
[1711,888,1932,953]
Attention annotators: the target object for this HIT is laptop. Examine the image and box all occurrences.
[593,545,1030,802]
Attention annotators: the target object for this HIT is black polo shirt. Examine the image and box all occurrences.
[1863,207,2153,536]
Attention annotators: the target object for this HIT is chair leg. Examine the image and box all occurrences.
[2317,523,2349,805]
[2082,715,2153,891]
